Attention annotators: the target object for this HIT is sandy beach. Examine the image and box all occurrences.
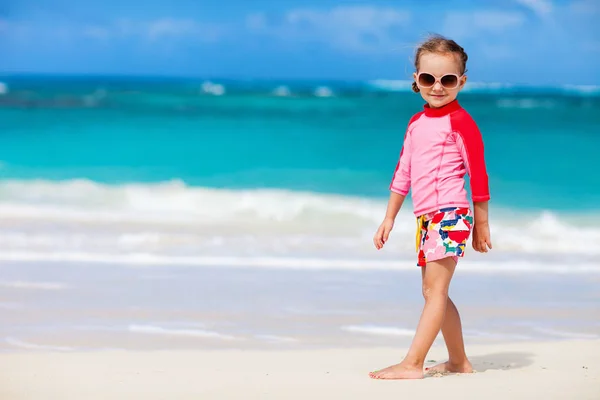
[1,339,598,400]
[2,18,600,400]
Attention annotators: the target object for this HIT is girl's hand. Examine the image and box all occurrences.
[373,218,394,250]
[472,221,492,253]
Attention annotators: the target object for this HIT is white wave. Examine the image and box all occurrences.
[0,82,7,95]
[0,280,67,290]
[342,325,416,337]
[254,334,298,343]
[128,324,239,340]
[561,84,600,96]
[272,85,292,97]
[0,179,383,225]
[0,179,599,268]
[314,86,334,97]
[368,80,413,92]
[1,251,599,274]
[368,80,517,93]
[5,337,74,352]
[463,330,533,341]
[200,81,225,96]
[462,81,516,92]
[368,79,600,96]
[496,98,557,109]
[533,327,600,340]
[343,326,536,341]
[0,302,22,309]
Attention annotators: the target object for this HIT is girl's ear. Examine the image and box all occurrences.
[459,75,468,90]
[411,72,420,93]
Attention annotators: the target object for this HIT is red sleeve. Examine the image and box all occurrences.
[451,111,491,202]
[389,112,423,196]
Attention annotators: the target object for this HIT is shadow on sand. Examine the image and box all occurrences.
[424,351,535,378]
[470,351,535,372]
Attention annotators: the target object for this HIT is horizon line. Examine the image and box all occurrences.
[0,72,599,90]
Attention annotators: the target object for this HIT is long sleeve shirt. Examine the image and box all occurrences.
[390,99,490,217]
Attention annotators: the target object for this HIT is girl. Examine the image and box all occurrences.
[369,35,492,380]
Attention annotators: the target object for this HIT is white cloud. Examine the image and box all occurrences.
[582,41,600,53]
[514,0,553,17]
[443,10,525,40]
[285,6,410,31]
[82,26,111,41]
[5,18,225,43]
[569,0,600,15]
[113,18,225,42]
[253,6,411,53]
[146,18,203,40]
[245,13,267,31]
[0,19,31,38]
[472,11,526,29]
[478,44,517,60]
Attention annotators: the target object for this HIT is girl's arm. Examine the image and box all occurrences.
[473,200,489,225]
[376,113,421,250]
[384,191,406,221]
[451,112,492,252]
[473,200,492,252]
[451,113,490,204]
[374,192,406,249]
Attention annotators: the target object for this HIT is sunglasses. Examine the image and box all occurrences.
[416,72,463,89]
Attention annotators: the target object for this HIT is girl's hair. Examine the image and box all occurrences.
[411,34,468,93]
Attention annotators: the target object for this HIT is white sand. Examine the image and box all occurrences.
[1,339,599,400]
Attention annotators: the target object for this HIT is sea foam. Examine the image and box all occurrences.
[0,179,599,273]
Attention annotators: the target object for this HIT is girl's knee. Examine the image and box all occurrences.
[421,283,449,300]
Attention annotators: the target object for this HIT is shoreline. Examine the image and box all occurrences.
[1,261,599,354]
[1,339,598,399]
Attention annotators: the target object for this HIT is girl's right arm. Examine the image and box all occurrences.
[373,192,406,250]
[384,191,406,221]
[376,120,414,250]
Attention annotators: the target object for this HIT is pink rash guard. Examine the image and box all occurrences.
[390,99,490,217]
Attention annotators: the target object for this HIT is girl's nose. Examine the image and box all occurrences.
[432,81,444,91]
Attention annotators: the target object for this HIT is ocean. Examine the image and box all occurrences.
[0,75,599,352]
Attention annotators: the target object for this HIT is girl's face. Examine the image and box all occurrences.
[413,52,467,108]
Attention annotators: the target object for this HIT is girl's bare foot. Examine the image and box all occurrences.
[425,359,473,374]
[369,362,424,380]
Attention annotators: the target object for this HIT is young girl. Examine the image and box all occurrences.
[369,35,492,380]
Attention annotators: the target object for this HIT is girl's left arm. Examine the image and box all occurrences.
[452,113,491,206]
[473,200,492,252]
[452,112,492,252]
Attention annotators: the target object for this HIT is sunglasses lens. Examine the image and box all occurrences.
[441,75,458,88]
[418,73,435,87]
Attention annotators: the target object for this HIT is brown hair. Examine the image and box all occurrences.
[411,34,468,93]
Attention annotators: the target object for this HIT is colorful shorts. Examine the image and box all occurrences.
[416,207,473,267]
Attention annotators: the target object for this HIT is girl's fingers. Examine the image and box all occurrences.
[373,231,383,249]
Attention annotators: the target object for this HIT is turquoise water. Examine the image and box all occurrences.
[1,76,599,210]
[1,76,599,352]
[0,75,599,270]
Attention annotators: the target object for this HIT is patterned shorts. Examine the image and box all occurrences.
[416,207,473,267]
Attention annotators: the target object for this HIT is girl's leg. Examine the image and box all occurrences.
[369,256,456,379]
[426,293,473,373]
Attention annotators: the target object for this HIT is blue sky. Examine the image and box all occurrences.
[1,0,599,85]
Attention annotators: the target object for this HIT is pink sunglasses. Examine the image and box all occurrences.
[416,72,463,89]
